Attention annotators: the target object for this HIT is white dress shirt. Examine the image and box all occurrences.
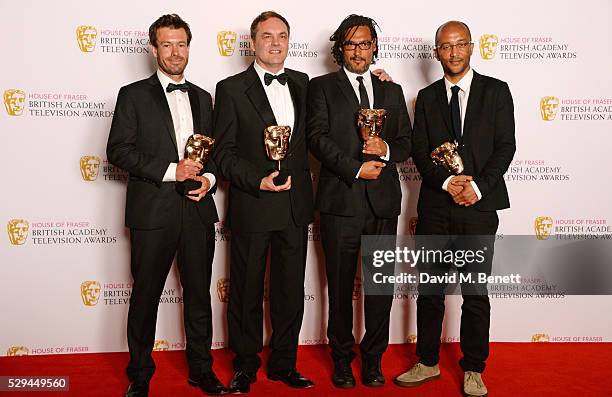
[158,70,215,188]
[343,67,390,178]
[253,61,295,132]
[441,67,481,200]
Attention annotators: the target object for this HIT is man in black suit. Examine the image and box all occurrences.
[393,21,515,397]
[307,14,412,389]
[212,11,315,394]
[107,14,226,397]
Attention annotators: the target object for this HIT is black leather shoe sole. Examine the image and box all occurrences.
[188,377,228,395]
[267,373,314,389]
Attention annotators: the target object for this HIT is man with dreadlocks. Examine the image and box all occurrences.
[307,14,412,389]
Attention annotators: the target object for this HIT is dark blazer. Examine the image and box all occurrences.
[107,74,219,229]
[307,69,412,218]
[412,71,515,213]
[213,64,314,233]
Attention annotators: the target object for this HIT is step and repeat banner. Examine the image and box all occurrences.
[2,0,611,357]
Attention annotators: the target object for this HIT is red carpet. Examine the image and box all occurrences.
[1,343,611,396]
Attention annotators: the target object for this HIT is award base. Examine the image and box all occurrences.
[272,168,290,186]
[176,178,201,197]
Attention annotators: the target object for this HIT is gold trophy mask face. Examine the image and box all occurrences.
[217,31,237,56]
[430,141,464,174]
[479,34,499,60]
[153,340,170,351]
[185,134,215,165]
[7,219,29,245]
[80,280,101,306]
[76,25,97,52]
[531,333,550,342]
[4,89,26,116]
[264,126,292,161]
[534,216,554,240]
[80,155,101,181]
[357,109,387,140]
[540,96,560,121]
[217,278,230,303]
[7,346,29,356]
[176,134,215,196]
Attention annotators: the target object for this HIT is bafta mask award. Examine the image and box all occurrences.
[176,134,215,196]
[357,109,387,161]
[264,125,292,185]
[430,141,464,174]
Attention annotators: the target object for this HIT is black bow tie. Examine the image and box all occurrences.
[264,72,288,86]
[166,82,189,93]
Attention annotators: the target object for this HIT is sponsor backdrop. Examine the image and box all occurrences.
[2,0,611,357]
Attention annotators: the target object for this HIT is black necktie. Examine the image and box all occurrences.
[166,82,189,93]
[450,85,462,143]
[357,76,370,109]
[264,72,288,86]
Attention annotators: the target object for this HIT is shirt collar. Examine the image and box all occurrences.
[253,61,286,86]
[343,67,372,86]
[157,69,186,91]
[444,67,473,93]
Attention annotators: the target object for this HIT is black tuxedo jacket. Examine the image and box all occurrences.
[212,64,314,233]
[307,69,412,218]
[412,71,515,213]
[107,74,219,229]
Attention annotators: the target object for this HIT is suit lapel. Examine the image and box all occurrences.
[148,74,178,152]
[245,64,277,126]
[371,74,389,138]
[286,71,303,153]
[463,71,483,143]
[434,79,454,142]
[336,69,360,112]
[187,82,201,134]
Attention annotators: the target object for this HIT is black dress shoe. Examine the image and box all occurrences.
[268,368,314,389]
[362,359,385,387]
[124,381,149,397]
[228,371,256,394]
[188,371,228,395]
[332,359,355,388]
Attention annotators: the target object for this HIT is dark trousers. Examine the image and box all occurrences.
[227,221,308,373]
[126,201,215,382]
[320,194,397,364]
[415,205,498,373]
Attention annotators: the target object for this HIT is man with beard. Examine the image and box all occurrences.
[307,14,411,389]
[107,14,225,397]
[394,21,515,397]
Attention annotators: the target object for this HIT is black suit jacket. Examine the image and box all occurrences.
[107,74,219,229]
[307,69,412,218]
[412,71,515,214]
[213,64,314,233]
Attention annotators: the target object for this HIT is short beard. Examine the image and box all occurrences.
[158,57,187,78]
[344,60,371,75]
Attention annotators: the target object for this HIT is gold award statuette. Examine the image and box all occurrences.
[357,109,387,161]
[176,134,215,196]
[430,141,464,175]
[264,125,292,185]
